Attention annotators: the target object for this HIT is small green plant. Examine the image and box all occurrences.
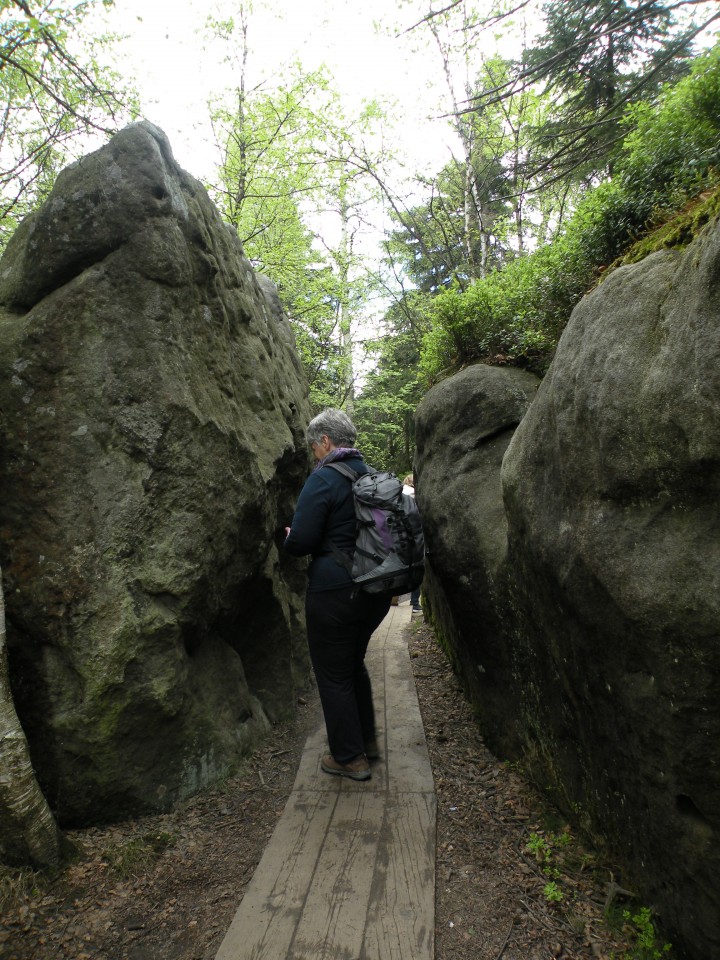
[526,830,571,872]
[526,832,550,862]
[544,881,564,903]
[618,907,672,960]
[526,830,575,903]
[504,757,528,777]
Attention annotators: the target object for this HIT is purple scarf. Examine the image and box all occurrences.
[313,446,363,472]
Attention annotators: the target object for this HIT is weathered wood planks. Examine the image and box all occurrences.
[215,603,436,960]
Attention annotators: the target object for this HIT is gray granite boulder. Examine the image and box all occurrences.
[0,123,313,826]
[414,364,539,746]
[415,215,720,960]
[501,223,720,959]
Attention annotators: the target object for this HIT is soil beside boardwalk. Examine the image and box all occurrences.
[1,611,639,960]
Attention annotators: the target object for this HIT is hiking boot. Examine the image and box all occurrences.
[321,754,371,781]
[364,738,380,760]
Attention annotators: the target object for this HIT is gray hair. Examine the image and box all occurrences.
[307,408,357,447]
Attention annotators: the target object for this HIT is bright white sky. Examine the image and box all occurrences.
[90,0,477,360]
[97,0,465,185]
[96,0,719,188]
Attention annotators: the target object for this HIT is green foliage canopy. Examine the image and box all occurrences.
[473,0,719,187]
[0,0,137,246]
[206,12,390,412]
[353,293,431,473]
[209,59,351,408]
[418,42,720,382]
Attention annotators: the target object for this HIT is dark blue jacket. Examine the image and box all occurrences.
[284,455,370,592]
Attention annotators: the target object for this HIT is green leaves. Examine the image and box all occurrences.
[205,10,393,412]
[353,296,429,474]
[208,60,344,406]
[0,0,137,246]
[619,44,720,211]
[514,0,702,185]
[416,40,720,384]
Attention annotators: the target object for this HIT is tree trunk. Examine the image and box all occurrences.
[336,180,355,413]
[463,155,481,278]
[0,568,67,870]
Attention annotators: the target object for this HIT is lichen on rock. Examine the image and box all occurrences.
[0,122,313,826]
[416,212,720,960]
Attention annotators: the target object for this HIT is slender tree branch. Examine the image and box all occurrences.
[401,0,534,38]
[459,1,719,112]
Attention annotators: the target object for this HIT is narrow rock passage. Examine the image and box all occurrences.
[0,604,641,960]
[215,604,435,960]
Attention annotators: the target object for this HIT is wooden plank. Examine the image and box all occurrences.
[290,792,386,959]
[382,631,434,795]
[292,716,328,791]
[215,604,437,960]
[294,724,389,795]
[214,789,337,960]
[367,628,386,723]
[361,791,437,960]
[291,604,431,797]
[292,615,398,796]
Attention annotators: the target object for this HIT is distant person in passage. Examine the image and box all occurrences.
[283,409,391,782]
[403,474,422,613]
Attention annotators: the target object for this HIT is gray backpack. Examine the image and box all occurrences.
[326,463,424,596]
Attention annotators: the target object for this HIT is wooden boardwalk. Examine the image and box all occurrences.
[215,603,436,960]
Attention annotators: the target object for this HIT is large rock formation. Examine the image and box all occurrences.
[0,123,313,826]
[414,364,539,742]
[416,216,720,960]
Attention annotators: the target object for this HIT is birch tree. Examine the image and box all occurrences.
[426,0,498,279]
[0,569,67,869]
[206,7,388,410]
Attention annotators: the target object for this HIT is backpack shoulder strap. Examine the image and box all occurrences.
[325,461,360,482]
[323,461,360,577]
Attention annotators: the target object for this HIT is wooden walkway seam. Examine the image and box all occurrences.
[215,603,436,960]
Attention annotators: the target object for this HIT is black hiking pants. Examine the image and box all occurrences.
[306,585,391,764]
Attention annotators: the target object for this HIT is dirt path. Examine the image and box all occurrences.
[1,616,640,960]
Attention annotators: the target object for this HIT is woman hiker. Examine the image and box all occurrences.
[284,408,391,781]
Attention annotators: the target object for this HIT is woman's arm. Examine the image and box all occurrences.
[283,470,333,557]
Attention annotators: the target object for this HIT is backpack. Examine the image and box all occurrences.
[326,462,425,596]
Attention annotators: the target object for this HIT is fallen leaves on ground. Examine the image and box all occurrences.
[409,617,637,960]
[0,614,639,960]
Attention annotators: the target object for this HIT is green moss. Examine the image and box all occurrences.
[426,605,459,671]
[610,182,720,271]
